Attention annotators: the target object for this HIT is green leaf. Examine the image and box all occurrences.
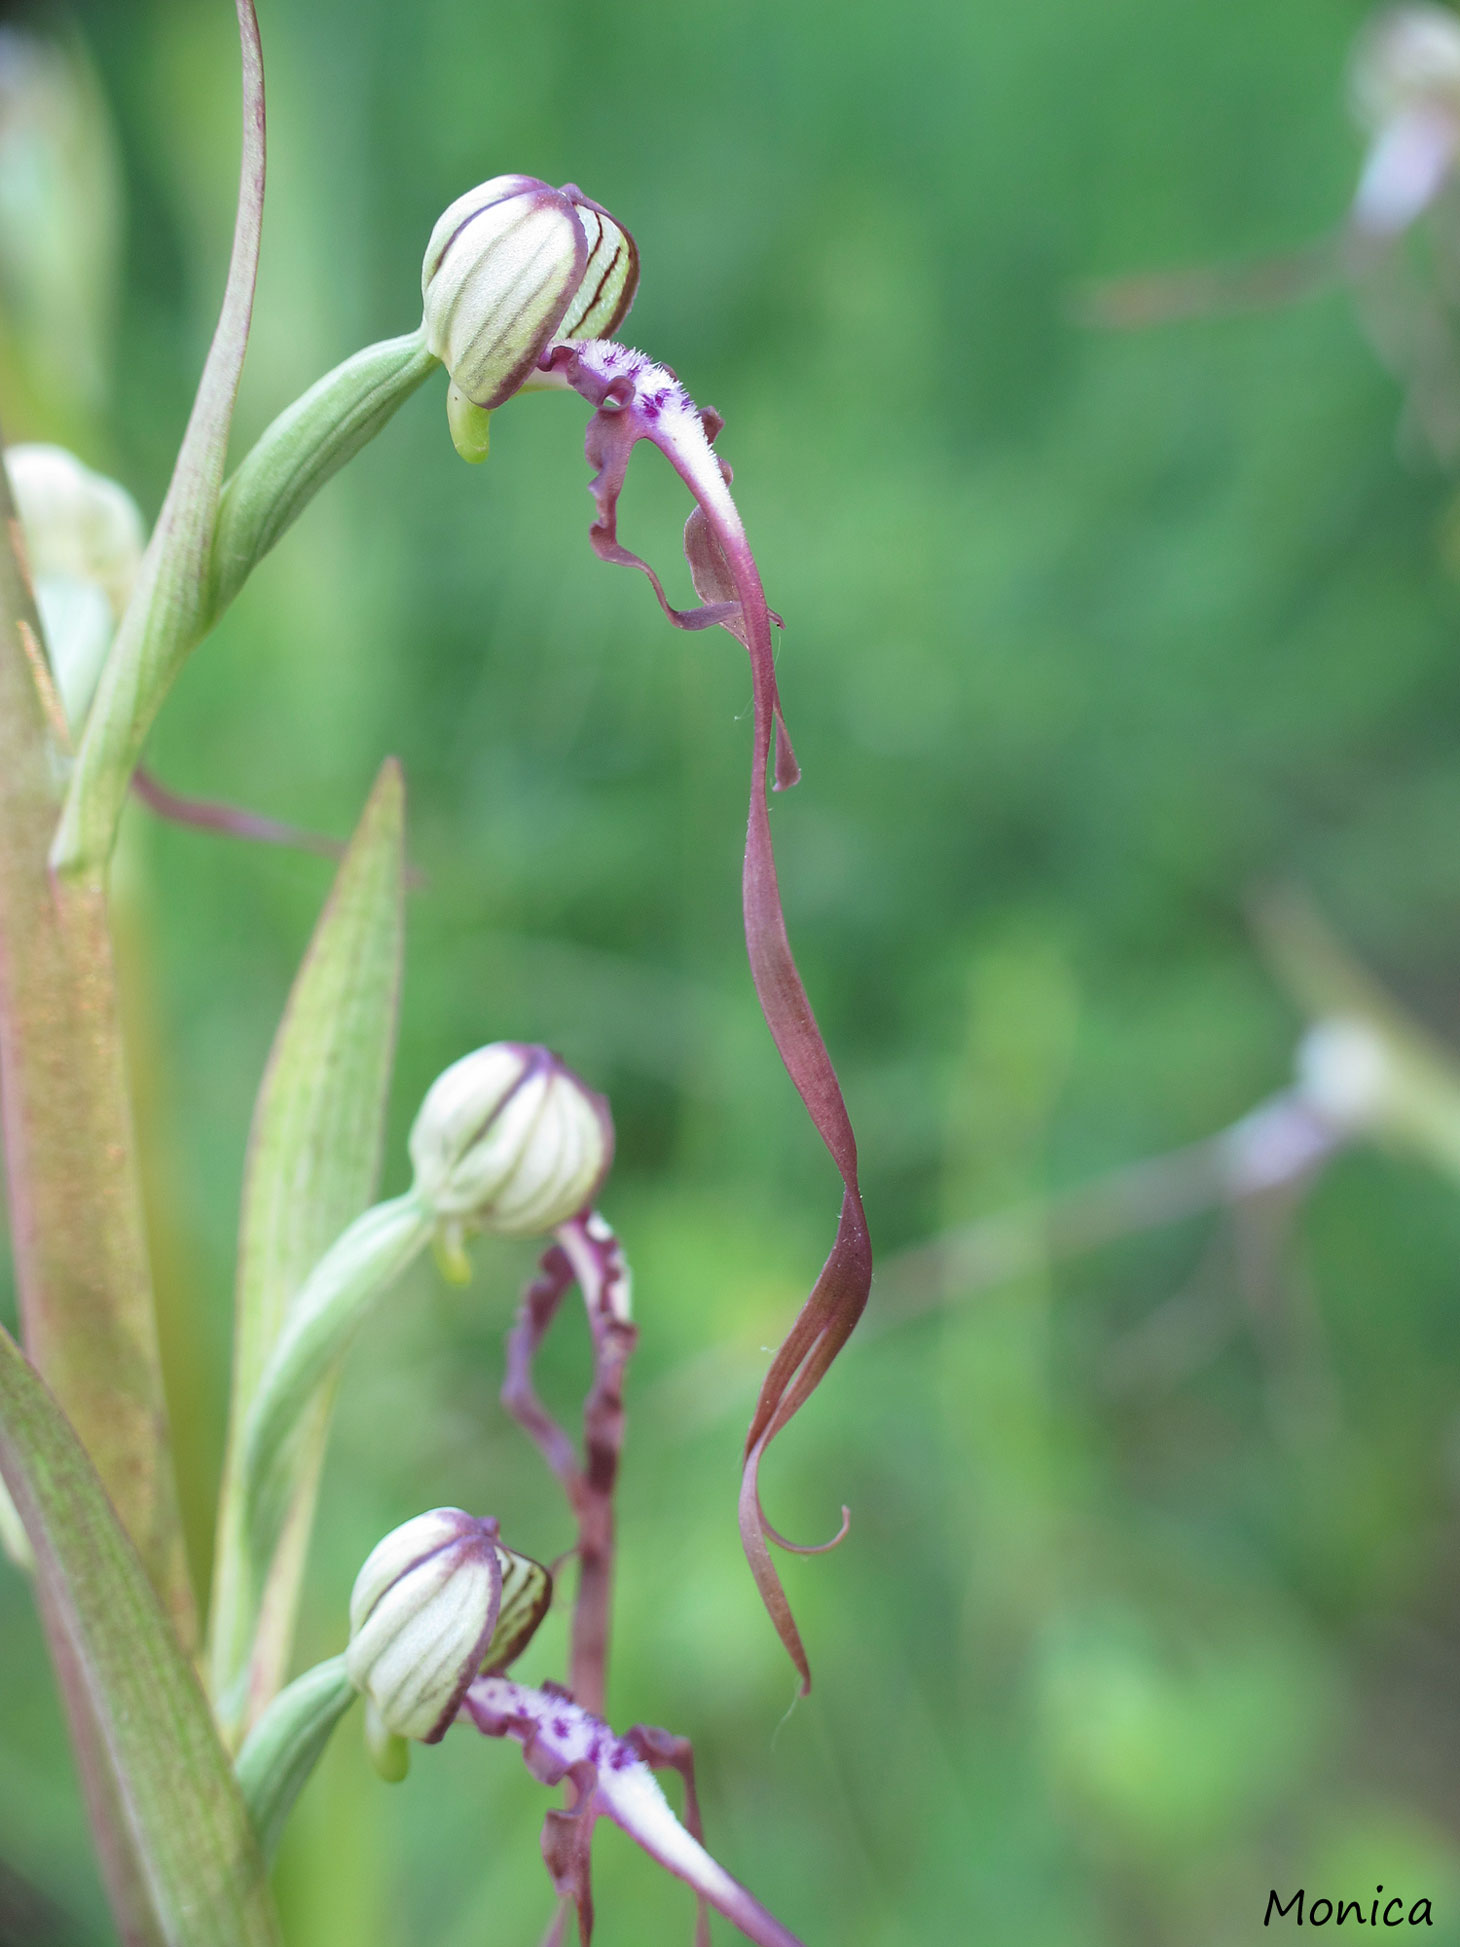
[0,1323,281,1947]
[52,0,266,880]
[209,759,406,1738]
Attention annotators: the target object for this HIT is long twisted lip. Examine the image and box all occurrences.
[540,336,873,1692]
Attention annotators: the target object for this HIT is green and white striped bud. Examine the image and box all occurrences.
[347,1508,503,1749]
[6,442,143,728]
[421,176,637,460]
[345,1508,552,1775]
[409,1042,613,1245]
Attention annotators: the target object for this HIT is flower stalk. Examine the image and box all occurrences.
[52,0,266,885]
[502,1212,635,1716]
[208,328,438,617]
[234,1655,356,1863]
[0,0,874,1912]
[238,1191,434,1619]
[225,1043,609,1719]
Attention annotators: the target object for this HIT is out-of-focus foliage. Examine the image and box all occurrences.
[8,0,1460,1941]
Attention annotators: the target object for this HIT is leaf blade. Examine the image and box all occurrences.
[0,1325,281,1947]
[209,758,406,1733]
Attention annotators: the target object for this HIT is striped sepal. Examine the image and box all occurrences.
[560,194,639,341]
[482,1545,553,1674]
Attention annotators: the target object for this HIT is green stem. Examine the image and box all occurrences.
[209,329,438,618]
[234,1654,357,1862]
[51,0,268,883]
[53,329,437,882]
[220,1192,432,1720]
[0,469,193,1641]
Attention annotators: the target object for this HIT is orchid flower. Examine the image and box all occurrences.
[241,1521,805,1946]
[1350,4,1460,239]
[424,182,876,1684]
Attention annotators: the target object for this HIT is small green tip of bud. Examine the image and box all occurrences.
[364,1699,411,1782]
[447,384,491,463]
[432,1221,474,1285]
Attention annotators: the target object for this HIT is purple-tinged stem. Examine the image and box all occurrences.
[501,1212,635,1716]
[543,340,874,1690]
[132,766,346,863]
[132,765,428,892]
[539,1899,572,1947]
[462,1678,805,1947]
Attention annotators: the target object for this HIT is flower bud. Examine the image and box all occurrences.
[347,1509,499,1745]
[408,1042,613,1238]
[5,442,143,728]
[346,1509,551,1749]
[421,176,637,420]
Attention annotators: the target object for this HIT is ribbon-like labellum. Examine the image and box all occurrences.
[544,338,873,1691]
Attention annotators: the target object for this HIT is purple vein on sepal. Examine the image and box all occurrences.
[543,338,873,1692]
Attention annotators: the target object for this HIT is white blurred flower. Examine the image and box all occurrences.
[1351,6,1460,236]
[5,441,142,727]
[1296,1017,1393,1130]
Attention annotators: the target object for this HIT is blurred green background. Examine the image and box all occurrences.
[9,0,1460,1940]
